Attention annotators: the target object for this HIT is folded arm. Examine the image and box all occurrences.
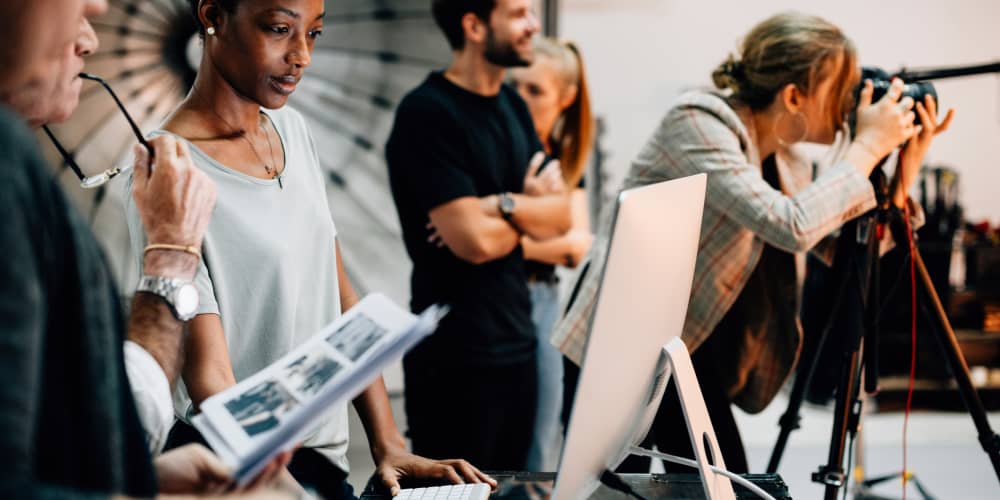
[428,197,521,264]
[492,192,571,241]
[521,188,591,267]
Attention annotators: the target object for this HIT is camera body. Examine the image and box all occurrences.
[859,67,937,125]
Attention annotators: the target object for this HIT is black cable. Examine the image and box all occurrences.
[600,469,648,500]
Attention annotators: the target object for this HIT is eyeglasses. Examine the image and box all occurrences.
[41,73,154,189]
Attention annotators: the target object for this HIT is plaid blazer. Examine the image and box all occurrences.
[551,91,880,413]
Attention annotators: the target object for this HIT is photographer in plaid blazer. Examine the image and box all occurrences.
[553,11,954,472]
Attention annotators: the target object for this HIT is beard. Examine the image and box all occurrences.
[483,28,532,68]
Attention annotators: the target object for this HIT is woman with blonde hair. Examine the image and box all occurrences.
[553,11,953,471]
[509,36,594,471]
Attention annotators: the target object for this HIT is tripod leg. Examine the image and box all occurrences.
[767,308,845,473]
[767,230,864,473]
[853,392,867,497]
[910,248,1000,484]
[814,217,881,500]
[766,367,807,473]
[815,346,864,500]
[863,234,881,395]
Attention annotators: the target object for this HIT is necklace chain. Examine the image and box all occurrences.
[261,116,279,178]
[207,108,282,183]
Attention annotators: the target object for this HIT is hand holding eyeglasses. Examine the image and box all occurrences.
[131,135,217,281]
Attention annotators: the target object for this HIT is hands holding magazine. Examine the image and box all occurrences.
[192,294,496,496]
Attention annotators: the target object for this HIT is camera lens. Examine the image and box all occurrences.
[862,76,937,125]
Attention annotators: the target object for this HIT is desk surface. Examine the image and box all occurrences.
[361,472,791,500]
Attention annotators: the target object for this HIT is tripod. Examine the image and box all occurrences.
[764,166,1000,500]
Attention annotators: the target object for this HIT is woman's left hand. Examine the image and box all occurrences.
[894,94,955,207]
[374,446,497,496]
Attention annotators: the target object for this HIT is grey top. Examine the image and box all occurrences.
[125,106,349,471]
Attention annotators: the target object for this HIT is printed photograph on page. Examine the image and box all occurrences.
[223,379,300,438]
[324,312,390,361]
[281,349,343,399]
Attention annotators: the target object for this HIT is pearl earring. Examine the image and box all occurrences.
[206,26,216,36]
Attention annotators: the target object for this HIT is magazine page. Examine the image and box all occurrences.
[234,305,446,483]
[192,293,444,482]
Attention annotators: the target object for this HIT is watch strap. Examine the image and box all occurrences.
[136,275,195,321]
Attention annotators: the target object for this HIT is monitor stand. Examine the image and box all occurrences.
[657,337,737,500]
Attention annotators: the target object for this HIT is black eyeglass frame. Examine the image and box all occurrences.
[41,72,154,189]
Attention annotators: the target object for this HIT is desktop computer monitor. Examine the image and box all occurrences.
[552,173,707,500]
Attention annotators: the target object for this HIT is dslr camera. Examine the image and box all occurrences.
[858,67,937,125]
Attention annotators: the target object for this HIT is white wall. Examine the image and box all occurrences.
[561,0,1000,224]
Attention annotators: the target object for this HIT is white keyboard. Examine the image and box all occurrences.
[394,483,491,500]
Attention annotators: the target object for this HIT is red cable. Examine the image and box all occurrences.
[899,151,918,500]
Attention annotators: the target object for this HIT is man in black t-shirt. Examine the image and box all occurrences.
[385,0,572,470]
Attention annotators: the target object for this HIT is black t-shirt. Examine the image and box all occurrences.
[385,72,543,366]
[0,107,157,497]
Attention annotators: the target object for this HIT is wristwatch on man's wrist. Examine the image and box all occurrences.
[497,192,516,221]
[136,275,199,321]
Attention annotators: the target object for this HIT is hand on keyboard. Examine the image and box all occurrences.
[374,448,496,496]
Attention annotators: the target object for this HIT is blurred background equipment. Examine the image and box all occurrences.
[873,164,1000,411]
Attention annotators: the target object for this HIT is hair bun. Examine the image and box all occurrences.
[724,60,744,79]
[712,55,743,91]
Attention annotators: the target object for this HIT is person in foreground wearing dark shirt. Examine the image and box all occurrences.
[385,0,572,470]
[0,0,292,497]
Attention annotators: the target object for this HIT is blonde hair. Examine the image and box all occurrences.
[712,11,859,131]
[533,37,594,188]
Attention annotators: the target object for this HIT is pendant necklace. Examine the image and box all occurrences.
[261,114,283,189]
[208,108,283,189]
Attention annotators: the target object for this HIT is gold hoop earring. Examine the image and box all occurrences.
[206,26,216,36]
[775,111,808,146]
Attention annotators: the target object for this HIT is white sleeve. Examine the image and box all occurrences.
[123,340,174,455]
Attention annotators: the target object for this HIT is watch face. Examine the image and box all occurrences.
[500,194,515,215]
[174,284,199,317]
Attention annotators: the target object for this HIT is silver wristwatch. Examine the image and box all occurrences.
[136,275,199,321]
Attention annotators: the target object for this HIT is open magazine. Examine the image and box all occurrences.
[192,293,446,485]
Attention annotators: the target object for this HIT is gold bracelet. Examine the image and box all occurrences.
[144,243,202,260]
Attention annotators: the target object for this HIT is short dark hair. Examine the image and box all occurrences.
[431,0,497,50]
[188,0,239,37]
